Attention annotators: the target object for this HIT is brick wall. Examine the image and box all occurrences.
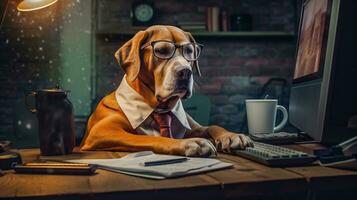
[95,0,297,132]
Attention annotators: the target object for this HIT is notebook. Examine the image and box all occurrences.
[67,151,233,179]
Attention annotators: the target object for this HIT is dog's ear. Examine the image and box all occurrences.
[114,31,149,81]
[185,32,202,77]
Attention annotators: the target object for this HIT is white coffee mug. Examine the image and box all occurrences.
[245,99,288,134]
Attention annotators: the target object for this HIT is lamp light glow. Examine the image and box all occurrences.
[17,0,58,12]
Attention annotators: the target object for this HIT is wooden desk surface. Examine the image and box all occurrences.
[1,144,357,200]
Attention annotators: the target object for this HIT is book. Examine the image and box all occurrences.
[180,25,207,31]
[177,21,206,26]
[206,7,212,32]
[206,6,221,32]
[318,157,357,171]
[178,21,206,31]
[67,151,233,179]
[221,11,229,32]
[211,7,220,32]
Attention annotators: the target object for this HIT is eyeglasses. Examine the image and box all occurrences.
[141,40,203,61]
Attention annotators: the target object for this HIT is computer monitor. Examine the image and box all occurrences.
[289,0,357,144]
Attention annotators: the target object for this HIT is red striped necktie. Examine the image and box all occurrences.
[152,112,172,138]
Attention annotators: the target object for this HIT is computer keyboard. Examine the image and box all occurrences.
[233,142,316,166]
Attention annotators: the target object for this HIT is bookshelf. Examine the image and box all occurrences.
[94,1,297,40]
[95,31,295,39]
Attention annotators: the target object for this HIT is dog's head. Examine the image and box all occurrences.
[115,25,202,110]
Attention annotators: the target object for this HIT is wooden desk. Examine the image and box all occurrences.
[1,144,357,200]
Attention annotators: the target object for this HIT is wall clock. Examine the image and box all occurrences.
[131,1,155,26]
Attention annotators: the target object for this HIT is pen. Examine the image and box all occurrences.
[141,157,188,166]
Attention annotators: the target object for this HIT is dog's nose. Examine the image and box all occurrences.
[176,69,192,80]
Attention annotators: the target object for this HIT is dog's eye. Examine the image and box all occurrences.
[183,45,195,59]
[185,47,193,54]
[155,47,170,54]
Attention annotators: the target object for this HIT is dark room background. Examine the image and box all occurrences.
[0,0,299,147]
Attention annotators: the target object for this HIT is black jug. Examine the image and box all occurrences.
[25,87,76,156]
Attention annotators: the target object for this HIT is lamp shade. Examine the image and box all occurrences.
[17,0,58,12]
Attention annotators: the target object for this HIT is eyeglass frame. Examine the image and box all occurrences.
[140,40,204,61]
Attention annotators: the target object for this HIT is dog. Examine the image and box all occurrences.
[80,25,253,157]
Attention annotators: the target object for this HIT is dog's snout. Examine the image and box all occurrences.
[176,69,192,80]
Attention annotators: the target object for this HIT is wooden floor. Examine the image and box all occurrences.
[1,144,357,200]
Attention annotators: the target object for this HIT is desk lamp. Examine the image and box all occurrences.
[17,0,58,12]
[1,0,58,28]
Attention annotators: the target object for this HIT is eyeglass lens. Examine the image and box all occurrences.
[153,41,201,60]
[153,41,176,59]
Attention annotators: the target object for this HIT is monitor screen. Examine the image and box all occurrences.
[294,0,330,80]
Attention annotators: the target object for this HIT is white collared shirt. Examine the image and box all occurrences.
[115,76,191,138]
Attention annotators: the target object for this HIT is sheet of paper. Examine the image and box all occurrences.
[103,161,233,179]
[67,151,233,179]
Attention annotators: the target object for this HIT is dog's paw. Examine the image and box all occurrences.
[180,138,217,157]
[215,133,253,153]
